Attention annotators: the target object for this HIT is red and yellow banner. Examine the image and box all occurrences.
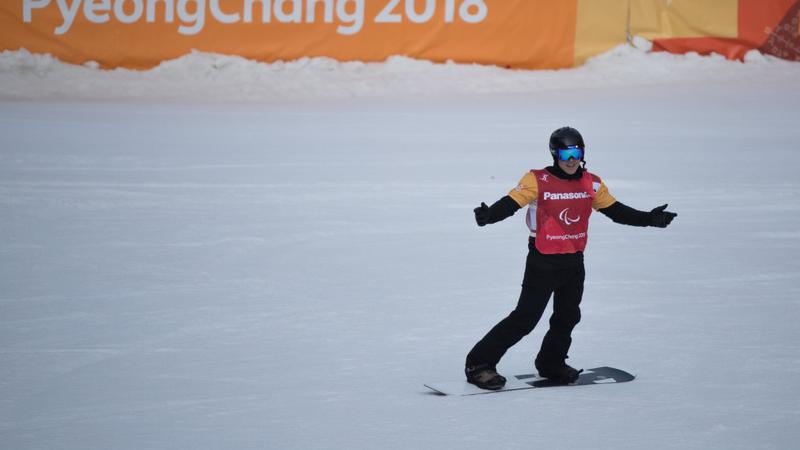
[630,0,800,61]
[1,0,798,70]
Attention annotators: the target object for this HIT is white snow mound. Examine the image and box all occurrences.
[0,45,798,101]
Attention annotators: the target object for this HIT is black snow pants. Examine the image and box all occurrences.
[466,243,585,369]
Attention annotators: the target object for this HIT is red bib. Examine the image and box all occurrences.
[526,169,595,254]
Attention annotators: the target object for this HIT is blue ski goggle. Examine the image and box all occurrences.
[556,146,584,161]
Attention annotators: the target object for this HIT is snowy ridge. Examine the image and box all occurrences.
[1,45,799,101]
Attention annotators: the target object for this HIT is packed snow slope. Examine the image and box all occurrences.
[1,47,800,450]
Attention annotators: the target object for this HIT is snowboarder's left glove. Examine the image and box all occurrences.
[649,204,677,228]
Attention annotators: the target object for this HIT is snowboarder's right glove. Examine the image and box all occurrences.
[474,196,522,227]
[649,204,677,228]
[474,202,491,226]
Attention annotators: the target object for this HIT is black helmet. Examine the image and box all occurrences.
[549,127,585,160]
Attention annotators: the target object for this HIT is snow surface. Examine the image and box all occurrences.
[0,45,797,101]
[1,46,800,449]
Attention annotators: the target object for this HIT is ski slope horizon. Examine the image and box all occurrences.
[1,46,800,449]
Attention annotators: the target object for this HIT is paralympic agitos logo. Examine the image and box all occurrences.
[558,208,581,226]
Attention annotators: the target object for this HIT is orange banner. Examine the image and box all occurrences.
[1,0,578,69]
[2,0,798,70]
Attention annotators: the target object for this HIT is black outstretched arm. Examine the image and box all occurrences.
[474,195,522,226]
[599,201,677,228]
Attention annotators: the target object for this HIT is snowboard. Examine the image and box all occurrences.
[424,366,635,396]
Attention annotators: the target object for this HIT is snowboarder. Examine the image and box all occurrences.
[465,126,677,390]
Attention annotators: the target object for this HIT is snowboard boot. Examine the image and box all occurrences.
[535,360,583,384]
[465,364,507,390]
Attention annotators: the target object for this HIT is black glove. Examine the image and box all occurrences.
[474,197,521,227]
[649,204,677,228]
[474,202,490,227]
